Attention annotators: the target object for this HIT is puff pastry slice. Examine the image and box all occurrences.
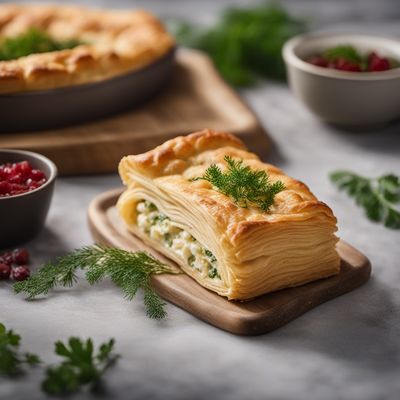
[118,129,340,300]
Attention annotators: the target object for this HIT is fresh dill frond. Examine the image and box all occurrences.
[192,155,285,212]
[14,245,180,319]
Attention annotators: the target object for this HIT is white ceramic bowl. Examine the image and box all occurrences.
[283,33,400,127]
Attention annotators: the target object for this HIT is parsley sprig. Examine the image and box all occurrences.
[0,28,82,61]
[193,155,285,212]
[14,245,180,319]
[330,171,400,229]
[1,323,118,396]
[0,323,41,376]
[42,337,118,395]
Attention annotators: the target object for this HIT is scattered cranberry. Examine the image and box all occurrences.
[12,248,29,265]
[0,263,11,280]
[0,249,32,281]
[0,160,47,197]
[11,266,30,281]
[0,251,13,265]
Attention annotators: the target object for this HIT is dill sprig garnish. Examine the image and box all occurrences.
[193,155,285,212]
[14,245,180,320]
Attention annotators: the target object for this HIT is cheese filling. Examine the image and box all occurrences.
[136,200,220,279]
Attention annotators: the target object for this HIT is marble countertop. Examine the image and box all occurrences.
[1,1,399,399]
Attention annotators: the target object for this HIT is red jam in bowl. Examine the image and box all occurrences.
[0,160,47,197]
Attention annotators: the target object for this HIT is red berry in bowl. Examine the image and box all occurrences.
[0,160,47,197]
[30,169,46,181]
[0,263,11,280]
[2,165,12,177]
[14,160,32,175]
[12,248,29,265]
[307,56,328,68]
[368,52,390,71]
[334,58,362,72]
[12,266,30,281]
[9,183,26,196]
[8,173,24,184]
[0,181,11,195]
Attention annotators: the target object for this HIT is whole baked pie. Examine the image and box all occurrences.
[0,4,175,93]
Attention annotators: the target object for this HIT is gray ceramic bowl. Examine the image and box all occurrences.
[0,150,57,249]
[283,33,400,127]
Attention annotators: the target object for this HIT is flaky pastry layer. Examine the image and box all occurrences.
[118,129,340,300]
[0,4,174,93]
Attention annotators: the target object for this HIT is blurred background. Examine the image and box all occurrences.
[6,0,400,34]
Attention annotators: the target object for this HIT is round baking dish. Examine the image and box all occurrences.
[0,48,175,133]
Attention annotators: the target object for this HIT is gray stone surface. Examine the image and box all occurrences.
[1,1,399,399]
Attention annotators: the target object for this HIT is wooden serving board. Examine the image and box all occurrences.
[0,50,269,175]
[87,188,372,335]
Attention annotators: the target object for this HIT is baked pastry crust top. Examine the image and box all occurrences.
[119,129,337,237]
[0,4,174,93]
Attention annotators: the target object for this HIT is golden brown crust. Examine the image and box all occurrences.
[0,4,174,93]
[120,129,247,180]
[118,129,340,300]
[119,129,336,235]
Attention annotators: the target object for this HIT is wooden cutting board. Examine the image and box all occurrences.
[0,50,269,175]
[87,188,372,336]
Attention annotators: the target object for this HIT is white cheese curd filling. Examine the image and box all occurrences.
[136,200,220,279]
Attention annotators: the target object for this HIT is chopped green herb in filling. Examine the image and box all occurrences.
[207,267,219,279]
[0,28,83,61]
[136,200,220,280]
[187,254,196,268]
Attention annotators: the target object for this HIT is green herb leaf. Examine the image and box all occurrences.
[0,28,83,61]
[0,323,41,376]
[169,2,307,86]
[192,155,285,212]
[42,337,118,395]
[14,245,180,319]
[330,170,400,229]
[24,353,41,366]
[323,45,363,64]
